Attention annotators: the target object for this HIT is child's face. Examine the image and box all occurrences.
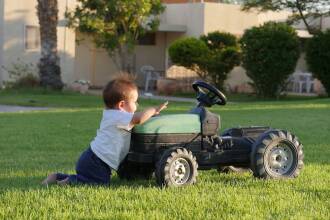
[122,89,138,113]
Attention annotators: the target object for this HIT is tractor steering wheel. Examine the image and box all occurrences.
[192,81,227,107]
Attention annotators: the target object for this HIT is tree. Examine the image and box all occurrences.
[66,0,164,72]
[306,30,330,96]
[240,22,300,98]
[242,0,330,34]
[37,0,63,89]
[169,32,240,90]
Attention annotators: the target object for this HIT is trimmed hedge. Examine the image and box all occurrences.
[168,37,209,69]
[240,22,300,98]
[169,32,240,90]
[306,30,330,96]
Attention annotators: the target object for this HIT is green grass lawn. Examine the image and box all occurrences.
[0,89,329,219]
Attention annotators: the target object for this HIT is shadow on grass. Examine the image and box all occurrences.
[199,170,257,186]
[0,173,255,192]
[0,175,45,191]
[0,175,252,194]
[0,175,159,192]
[297,188,330,201]
[2,166,322,192]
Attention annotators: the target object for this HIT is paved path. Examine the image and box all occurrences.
[0,104,49,112]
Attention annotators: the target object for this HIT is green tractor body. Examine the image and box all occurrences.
[133,114,201,134]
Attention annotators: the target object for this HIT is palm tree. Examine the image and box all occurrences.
[37,0,63,89]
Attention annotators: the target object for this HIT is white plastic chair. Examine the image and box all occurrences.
[291,72,314,93]
[140,65,160,92]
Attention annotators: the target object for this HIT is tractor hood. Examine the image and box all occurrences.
[133,114,201,134]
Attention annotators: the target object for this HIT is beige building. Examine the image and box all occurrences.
[74,1,293,89]
[0,0,328,94]
[0,0,76,85]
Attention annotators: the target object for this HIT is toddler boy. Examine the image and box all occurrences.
[42,74,167,186]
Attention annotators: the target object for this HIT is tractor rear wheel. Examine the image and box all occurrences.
[155,148,198,187]
[250,130,304,179]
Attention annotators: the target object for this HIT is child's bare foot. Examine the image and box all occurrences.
[41,173,57,186]
[57,177,69,186]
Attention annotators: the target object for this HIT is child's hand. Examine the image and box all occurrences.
[131,101,168,125]
[155,101,168,114]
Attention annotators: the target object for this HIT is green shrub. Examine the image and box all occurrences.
[168,37,209,75]
[306,30,330,96]
[200,31,237,50]
[169,32,240,90]
[240,22,300,98]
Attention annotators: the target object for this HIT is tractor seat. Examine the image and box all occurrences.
[189,106,220,136]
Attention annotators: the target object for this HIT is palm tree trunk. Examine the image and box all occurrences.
[37,0,63,89]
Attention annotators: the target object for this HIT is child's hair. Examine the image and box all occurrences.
[103,73,137,108]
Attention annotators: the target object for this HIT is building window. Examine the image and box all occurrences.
[25,25,40,50]
[138,33,156,45]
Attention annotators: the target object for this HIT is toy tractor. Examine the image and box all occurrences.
[118,81,304,187]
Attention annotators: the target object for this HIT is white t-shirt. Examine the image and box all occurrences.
[90,109,134,170]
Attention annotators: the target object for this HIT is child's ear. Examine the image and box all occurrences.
[118,100,125,110]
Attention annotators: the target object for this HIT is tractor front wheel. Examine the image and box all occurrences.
[155,148,198,187]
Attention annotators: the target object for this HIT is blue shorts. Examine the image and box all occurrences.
[56,147,112,185]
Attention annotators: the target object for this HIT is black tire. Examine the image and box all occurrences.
[155,148,198,187]
[117,158,154,181]
[217,166,251,174]
[250,129,304,179]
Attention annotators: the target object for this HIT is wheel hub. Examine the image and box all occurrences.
[170,158,191,185]
[267,143,294,175]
